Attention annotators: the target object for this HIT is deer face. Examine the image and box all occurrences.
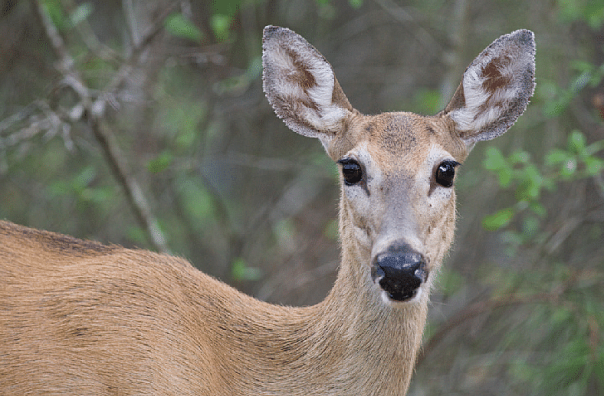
[330,112,468,302]
[262,26,535,303]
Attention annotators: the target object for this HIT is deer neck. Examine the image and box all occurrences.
[222,196,430,395]
[297,200,430,394]
[312,255,428,394]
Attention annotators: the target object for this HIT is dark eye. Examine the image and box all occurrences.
[435,161,459,188]
[338,158,363,186]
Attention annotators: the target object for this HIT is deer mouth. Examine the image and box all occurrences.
[371,244,429,302]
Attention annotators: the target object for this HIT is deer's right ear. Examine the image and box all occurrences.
[262,26,354,147]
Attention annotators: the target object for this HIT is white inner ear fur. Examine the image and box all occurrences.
[449,37,534,134]
[450,68,518,133]
[269,40,349,134]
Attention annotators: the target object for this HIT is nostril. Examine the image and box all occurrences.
[371,245,428,302]
[371,264,386,282]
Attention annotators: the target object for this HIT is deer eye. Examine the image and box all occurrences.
[338,158,363,186]
[435,160,459,188]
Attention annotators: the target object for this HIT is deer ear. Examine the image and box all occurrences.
[444,29,536,146]
[262,26,354,147]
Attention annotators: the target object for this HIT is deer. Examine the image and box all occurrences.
[0,26,535,395]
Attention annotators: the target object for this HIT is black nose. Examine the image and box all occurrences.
[371,244,428,302]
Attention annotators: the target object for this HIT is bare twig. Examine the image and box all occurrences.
[122,0,141,49]
[439,0,469,108]
[89,120,169,253]
[0,102,45,135]
[62,0,122,64]
[92,1,179,118]
[33,0,170,253]
[416,285,571,367]
[544,216,583,254]
[373,0,442,55]
[0,100,69,152]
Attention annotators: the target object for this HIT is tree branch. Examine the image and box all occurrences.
[416,287,567,367]
[33,0,170,253]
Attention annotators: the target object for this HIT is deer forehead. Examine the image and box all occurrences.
[341,112,468,175]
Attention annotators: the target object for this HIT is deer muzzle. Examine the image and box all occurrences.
[371,243,428,302]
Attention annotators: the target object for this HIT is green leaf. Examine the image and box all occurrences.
[231,258,263,282]
[584,156,604,176]
[147,151,173,174]
[586,139,604,155]
[211,14,232,41]
[497,168,513,187]
[48,180,70,197]
[551,306,573,325]
[164,13,203,43]
[571,60,595,74]
[126,226,148,245]
[558,0,583,23]
[349,0,363,8]
[212,0,241,17]
[484,147,507,171]
[515,164,543,201]
[482,208,515,231]
[568,130,587,154]
[484,147,513,187]
[80,186,112,204]
[586,2,604,29]
[412,88,441,115]
[545,148,571,166]
[529,201,547,217]
[41,0,67,31]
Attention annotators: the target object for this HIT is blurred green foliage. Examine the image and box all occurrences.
[482,130,604,234]
[474,2,604,393]
[1,0,603,395]
[165,13,203,43]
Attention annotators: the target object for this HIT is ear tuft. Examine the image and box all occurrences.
[445,29,536,145]
[262,26,353,143]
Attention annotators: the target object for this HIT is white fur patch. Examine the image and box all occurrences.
[263,26,349,141]
[379,284,425,305]
[448,30,536,143]
[450,59,510,132]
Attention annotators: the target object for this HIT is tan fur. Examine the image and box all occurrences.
[0,26,535,395]
[0,221,424,395]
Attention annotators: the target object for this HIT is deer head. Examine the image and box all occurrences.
[263,25,535,305]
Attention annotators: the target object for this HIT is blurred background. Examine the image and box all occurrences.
[1,0,603,394]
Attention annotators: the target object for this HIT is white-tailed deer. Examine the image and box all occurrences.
[0,26,535,395]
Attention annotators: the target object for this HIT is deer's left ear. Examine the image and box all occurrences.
[262,26,354,148]
[444,29,536,146]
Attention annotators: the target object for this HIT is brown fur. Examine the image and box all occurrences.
[0,221,424,395]
[0,26,534,395]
